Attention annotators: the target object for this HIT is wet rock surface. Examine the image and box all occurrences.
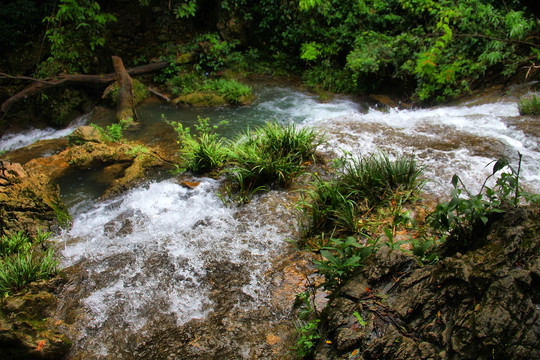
[0,160,69,235]
[19,126,172,199]
[0,278,72,360]
[314,205,540,360]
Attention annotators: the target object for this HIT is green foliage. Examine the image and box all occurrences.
[167,116,229,173]
[428,155,538,248]
[293,291,321,359]
[224,122,323,201]
[353,311,366,327]
[193,33,240,73]
[297,151,425,241]
[174,0,197,18]
[91,119,129,143]
[0,231,59,295]
[411,235,440,265]
[294,318,320,358]
[200,79,252,104]
[126,144,150,157]
[518,94,540,116]
[249,0,539,102]
[314,236,376,291]
[0,232,31,257]
[166,72,252,105]
[167,72,203,95]
[39,0,116,75]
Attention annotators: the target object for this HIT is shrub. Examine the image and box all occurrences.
[428,155,539,253]
[518,94,540,116]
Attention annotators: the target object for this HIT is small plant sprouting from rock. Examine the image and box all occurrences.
[91,118,130,143]
[518,93,540,116]
[0,229,59,295]
[428,154,539,249]
[293,291,321,358]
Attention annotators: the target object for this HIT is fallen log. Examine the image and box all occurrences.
[0,58,186,117]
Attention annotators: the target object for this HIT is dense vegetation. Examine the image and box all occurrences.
[1,0,539,116]
[0,230,59,295]
[292,153,539,358]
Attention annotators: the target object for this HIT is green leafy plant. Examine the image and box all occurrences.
[91,119,130,143]
[353,311,366,327]
[0,232,59,295]
[428,154,538,250]
[39,0,116,75]
[294,318,321,358]
[518,94,540,116]
[193,33,239,73]
[314,236,377,291]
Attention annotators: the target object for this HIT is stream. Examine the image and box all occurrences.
[1,85,539,359]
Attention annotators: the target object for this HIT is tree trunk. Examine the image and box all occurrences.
[112,56,136,123]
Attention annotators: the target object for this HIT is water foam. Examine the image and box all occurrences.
[316,100,539,195]
[57,178,293,356]
[0,113,90,152]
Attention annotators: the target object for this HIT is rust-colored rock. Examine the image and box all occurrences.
[0,160,69,235]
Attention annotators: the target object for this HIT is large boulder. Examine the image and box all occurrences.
[314,205,540,360]
[0,160,70,235]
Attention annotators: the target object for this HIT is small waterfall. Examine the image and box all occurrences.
[0,113,90,152]
[316,99,539,196]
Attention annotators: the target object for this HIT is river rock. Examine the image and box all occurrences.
[0,160,70,235]
[67,125,102,144]
[0,279,72,359]
[314,205,540,360]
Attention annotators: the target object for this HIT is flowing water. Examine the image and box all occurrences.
[1,85,539,359]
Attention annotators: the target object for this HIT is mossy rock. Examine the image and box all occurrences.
[0,161,71,235]
[172,92,228,107]
[0,281,72,359]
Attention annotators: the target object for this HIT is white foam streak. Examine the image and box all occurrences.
[0,113,89,152]
[316,100,539,195]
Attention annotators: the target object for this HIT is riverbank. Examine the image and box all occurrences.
[0,84,539,359]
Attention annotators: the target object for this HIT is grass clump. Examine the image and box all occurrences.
[0,230,59,295]
[166,117,325,202]
[167,115,229,174]
[297,151,425,242]
[200,78,252,104]
[166,72,252,105]
[518,94,540,116]
[224,122,324,201]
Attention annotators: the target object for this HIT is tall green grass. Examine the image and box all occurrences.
[0,231,59,295]
[297,151,425,242]
[224,122,324,200]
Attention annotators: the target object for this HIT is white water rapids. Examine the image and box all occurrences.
[1,86,538,358]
